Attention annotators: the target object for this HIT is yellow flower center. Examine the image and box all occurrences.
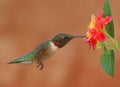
[86,32,92,40]
[89,15,95,29]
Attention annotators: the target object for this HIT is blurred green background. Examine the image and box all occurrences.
[0,0,120,87]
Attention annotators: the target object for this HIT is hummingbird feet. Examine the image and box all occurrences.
[37,62,44,70]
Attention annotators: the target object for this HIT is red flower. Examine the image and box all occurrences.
[94,32,106,42]
[87,37,97,49]
[86,29,106,49]
[86,13,112,49]
[95,13,112,30]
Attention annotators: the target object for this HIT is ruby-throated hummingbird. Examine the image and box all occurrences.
[8,33,85,70]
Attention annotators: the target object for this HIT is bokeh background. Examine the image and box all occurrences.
[0,0,120,87]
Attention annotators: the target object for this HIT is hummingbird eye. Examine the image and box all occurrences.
[63,37,71,40]
[63,37,67,40]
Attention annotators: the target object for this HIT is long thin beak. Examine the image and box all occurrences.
[73,35,86,38]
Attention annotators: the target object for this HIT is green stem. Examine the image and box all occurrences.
[104,30,114,42]
[104,30,120,51]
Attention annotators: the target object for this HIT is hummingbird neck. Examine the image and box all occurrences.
[49,41,59,51]
[52,38,72,48]
[53,41,62,48]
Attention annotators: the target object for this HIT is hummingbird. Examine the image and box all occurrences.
[8,33,85,70]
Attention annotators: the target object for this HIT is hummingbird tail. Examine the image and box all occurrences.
[8,53,35,64]
[7,60,33,64]
[7,60,22,64]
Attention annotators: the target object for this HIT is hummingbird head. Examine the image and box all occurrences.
[51,33,85,48]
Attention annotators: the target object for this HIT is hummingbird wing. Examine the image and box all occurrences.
[7,41,49,64]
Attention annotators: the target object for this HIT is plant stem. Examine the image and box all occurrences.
[104,30,120,51]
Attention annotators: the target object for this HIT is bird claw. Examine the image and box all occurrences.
[37,62,44,70]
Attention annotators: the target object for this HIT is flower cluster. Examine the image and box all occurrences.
[86,13,112,49]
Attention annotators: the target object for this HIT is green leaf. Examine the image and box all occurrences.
[103,0,114,38]
[100,47,115,77]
